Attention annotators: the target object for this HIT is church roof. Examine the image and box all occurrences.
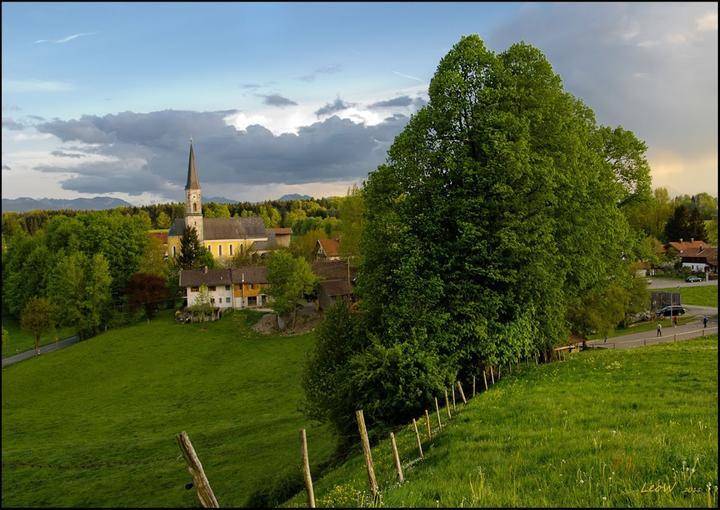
[185,142,200,190]
[168,217,267,239]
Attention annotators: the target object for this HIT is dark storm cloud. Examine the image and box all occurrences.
[51,150,86,158]
[488,3,718,157]
[259,94,298,107]
[368,96,414,109]
[33,109,410,198]
[2,117,25,130]
[315,98,355,117]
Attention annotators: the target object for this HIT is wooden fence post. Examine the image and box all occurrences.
[434,397,443,431]
[490,366,495,385]
[176,431,220,508]
[444,389,452,419]
[355,410,379,497]
[451,385,457,411]
[424,409,432,441]
[389,432,404,482]
[472,375,476,397]
[483,370,488,391]
[457,381,467,404]
[412,418,424,459]
[300,429,316,508]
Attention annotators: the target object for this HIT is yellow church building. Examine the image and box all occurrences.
[167,142,288,260]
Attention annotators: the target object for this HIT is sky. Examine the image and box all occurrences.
[1,2,717,205]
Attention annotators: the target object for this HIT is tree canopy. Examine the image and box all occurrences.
[305,35,652,438]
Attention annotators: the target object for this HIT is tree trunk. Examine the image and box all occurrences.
[35,334,40,355]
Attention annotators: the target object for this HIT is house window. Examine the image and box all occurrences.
[219,245,223,257]
[230,244,233,256]
[249,283,254,289]
[225,285,230,291]
[172,246,176,257]
[191,286,199,292]
[208,286,216,291]
[193,202,198,213]
[208,245,212,253]
[210,297,215,304]
[226,297,230,303]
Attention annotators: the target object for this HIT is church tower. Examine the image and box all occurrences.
[185,140,203,241]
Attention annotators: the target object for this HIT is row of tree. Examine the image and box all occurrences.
[1,197,346,237]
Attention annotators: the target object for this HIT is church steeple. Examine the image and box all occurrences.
[186,139,200,190]
[184,140,203,241]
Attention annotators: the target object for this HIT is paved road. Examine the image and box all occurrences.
[648,277,717,289]
[2,335,80,369]
[587,318,718,350]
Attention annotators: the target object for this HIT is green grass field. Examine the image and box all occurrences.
[656,285,718,308]
[2,319,77,358]
[1,310,336,507]
[285,337,718,508]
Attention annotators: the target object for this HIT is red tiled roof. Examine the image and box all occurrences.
[680,246,718,263]
[148,231,168,244]
[317,238,340,257]
[319,279,353,297]
[312,260,357,281]
[666,240,709,253]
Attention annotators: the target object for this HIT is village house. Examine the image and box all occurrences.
[179,260,358,312]
[664,238,718,273]
[167,142,291,261]
[179,266,270,309]
[314,238,342,261]
[311,260,357,310]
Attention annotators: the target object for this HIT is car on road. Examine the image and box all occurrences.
[655,305,686,317]
[685,275,703,283]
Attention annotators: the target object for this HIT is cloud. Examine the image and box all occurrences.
[2,104,21,112]
[239,83,261,89]
[696,11,718,32]
[51,150,86,158]
[33,109,411,198]
[298,64,342,82]
[2,165,11,171]
[369,96,414,109]
[259,94,298,107]
[2,118,25,130]
[392,71,424,82]
[3,80,74,92]
[35,32,97,44]
[315,98,355,117]
[489,2,717,189]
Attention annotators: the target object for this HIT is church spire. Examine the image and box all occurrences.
[185,139,200,190]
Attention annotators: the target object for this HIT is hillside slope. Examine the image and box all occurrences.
[2,311,336,507]
[285,337,718,508]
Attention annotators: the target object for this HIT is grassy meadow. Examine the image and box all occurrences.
[656,285,718,308]
[285,337,718,508]
[1,310,336,507]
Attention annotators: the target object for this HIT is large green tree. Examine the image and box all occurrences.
[338,184,365,265]
[310,35,648,435]
[178,226,203,269]
[266,250,317,328]
[20,297,55,355]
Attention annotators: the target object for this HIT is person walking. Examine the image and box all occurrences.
[703,315,708,329]
[656,322,662,337]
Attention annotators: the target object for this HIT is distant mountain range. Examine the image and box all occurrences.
[204,196,236,204]
[278,194,313,201]
[1,196,133,213]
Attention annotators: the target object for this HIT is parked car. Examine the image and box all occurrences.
[655,305,686,317]
[686,275,703,283]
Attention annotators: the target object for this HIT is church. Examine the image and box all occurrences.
[167,142,290,260]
